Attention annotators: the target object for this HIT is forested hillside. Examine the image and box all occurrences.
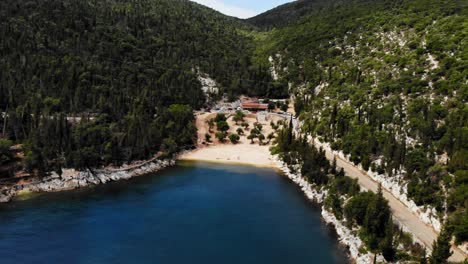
[251,0,467,249]
[0,0,275,174]
[0,0,466,257]
[247,0,330,29]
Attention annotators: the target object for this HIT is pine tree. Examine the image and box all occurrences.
[338,167,345,177]
[420,248,427,264]
[430,228,452,264]
[363,184,391,250]
[287,117,293,146]
[381,216,395,261]
[331,156,337,174]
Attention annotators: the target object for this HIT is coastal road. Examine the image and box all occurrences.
[193,110,466,261]
[318,146,466,262]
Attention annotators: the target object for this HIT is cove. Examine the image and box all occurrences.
[0,161,348,264]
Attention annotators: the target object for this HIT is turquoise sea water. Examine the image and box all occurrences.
[0,162,348,264]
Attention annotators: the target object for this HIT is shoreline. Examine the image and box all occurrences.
[179,145,371,263]
[0,158,176,203]
[311,137,467,261]
[179,157,281,170]
[178,145,278,169]
[180,111,285,169]
[0,145,410,263]
[180,143,465,262]
[2,117,464,262]
[275,159,378,264]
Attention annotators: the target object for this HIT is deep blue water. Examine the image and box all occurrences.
[0,162,348,264]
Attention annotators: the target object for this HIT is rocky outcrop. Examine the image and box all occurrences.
[0,187,16,203]
[0,159,175,203]
[277,161,326,203]
[321,209,385,263]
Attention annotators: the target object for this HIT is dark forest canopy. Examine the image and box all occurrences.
[0,0,276,172]
[0,0,272,113]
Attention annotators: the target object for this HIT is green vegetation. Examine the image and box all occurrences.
[0,139,14,166]
[274,125,406,261]
[0,0,272,174]
[205,133,212,143]
[247,0,332,29]
[430,228,453,263]
[233,110,245,125]
[247,133,256,144]
[258,133,265,145]
[228,134,240,144]
[267,132,275,143]
[214,113,230,135]
[255,0,467,247]
[0,0,466,257]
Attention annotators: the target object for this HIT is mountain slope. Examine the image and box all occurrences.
[246,0,387,29]
[0,0,269,172]
[246,0,326,29]
[0,0,466,259]
[253,0,467,254]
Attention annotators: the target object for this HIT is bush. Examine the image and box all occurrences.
[345,192,376,226]
[324,192,343,220]
[214,113,227,123]
[215,132,226,142]
[216,121,230,133]
[449,150,468,172]
[449,211,468,245]
[0,139,14,165]
[228,134,240,144]
[331,176,360,196]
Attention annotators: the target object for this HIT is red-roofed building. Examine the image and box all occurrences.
[241,103,269,111]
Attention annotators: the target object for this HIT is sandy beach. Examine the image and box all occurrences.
[179,110,467,261]
[179,143,276,167]
[179,111,284,168]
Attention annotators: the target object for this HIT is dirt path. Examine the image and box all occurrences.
[194,112,216,146]
[320,146,466,262]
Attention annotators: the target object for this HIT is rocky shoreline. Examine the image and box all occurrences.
[0,159,176,203]
[313,138,443,233]
[275,159,385,264]
[1,150,460,260]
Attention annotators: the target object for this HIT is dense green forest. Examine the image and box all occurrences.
[0,0,466,258]
[252,0,467,251]
[247,0,335,29]
[0,0,277,174]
